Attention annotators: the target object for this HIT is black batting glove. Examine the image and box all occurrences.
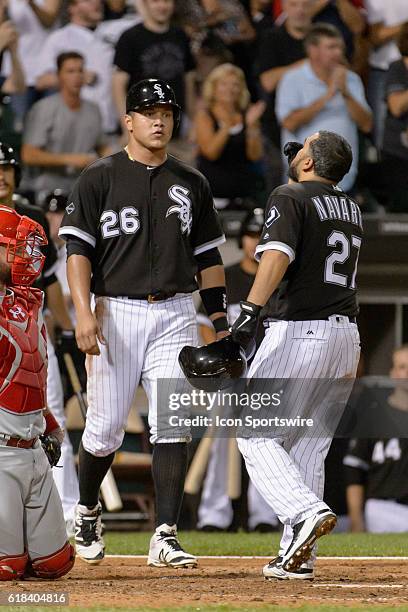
[40,434,62,468]
[231,300,261,349]
[283,141,303,165]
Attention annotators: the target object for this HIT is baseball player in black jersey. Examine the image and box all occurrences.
[0,143,80,535]
[58,79,227,566]
[231,130,362,580]
[344,345,408,533]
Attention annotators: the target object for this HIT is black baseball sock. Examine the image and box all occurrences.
[152,442,188,528]
[78,442,115,508]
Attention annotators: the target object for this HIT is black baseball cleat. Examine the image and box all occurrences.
[280,509,337,572]
[263,556,314,580]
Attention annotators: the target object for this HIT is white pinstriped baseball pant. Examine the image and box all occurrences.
[237,316,360,562]
[82,294,198,455]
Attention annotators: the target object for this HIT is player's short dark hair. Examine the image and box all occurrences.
[304,23,343,49]
[309,131,352,183]
[57,51,84,72]
[398,23,408,57]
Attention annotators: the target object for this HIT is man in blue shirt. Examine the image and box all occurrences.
[276,23,372,191]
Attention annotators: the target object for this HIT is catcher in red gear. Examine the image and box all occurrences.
[0,205,75,580]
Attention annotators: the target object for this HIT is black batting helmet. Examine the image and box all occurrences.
[0,142,21,188]
[126,78,181,130]
[238,207,264,249]
[42,189,68,213]
[179,336,247,392]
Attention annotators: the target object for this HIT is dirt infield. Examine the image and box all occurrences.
[2,557,408,608]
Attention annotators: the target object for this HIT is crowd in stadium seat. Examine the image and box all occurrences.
[0,0,406,212]
[2,0,408,534]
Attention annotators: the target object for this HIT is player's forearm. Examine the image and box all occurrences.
[46,280,74,330]
[67,254,93,316]
[282,94,330,132]
[197,264,226,322]
[247,250,289,307]
[343,95,373,133]
[346,484,365,532]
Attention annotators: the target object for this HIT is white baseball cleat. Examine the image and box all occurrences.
[281,508,337,572]
[147,524,197,568]
[263,556,314,580]
[74,502,105,564]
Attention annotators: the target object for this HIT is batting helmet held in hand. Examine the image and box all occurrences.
[126,78,181,130]
[0,142,21,188]
[179,336,247,392]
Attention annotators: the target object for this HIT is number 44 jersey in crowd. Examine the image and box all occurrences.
[256,181,363,321]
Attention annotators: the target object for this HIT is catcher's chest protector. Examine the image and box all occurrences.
[0,287,47,414]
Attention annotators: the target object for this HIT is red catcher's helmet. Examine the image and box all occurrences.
[0,205,47,286]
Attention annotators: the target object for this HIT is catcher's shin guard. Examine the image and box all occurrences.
[26,542,75,579]
[0,551,28,580]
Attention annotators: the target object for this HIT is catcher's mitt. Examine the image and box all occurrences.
[283,141,303,165]
[40,434,61,467]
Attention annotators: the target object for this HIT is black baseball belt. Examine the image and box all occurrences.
[118,292,177,302]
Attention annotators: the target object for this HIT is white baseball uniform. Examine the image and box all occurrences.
[235,179,363,564]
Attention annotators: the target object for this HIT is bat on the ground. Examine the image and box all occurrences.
[63,353,123,512]
[184,429,214,494]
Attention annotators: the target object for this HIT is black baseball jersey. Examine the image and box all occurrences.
[344,432,408,504]
[14,198,58,291]
[59,151,225,297]
[256,181,363,320]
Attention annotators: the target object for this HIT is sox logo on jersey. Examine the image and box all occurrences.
[166,185,192,235]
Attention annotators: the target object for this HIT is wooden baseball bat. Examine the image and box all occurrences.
[227,437,241,500]
[63,353,123,512]
[184,429,214,494]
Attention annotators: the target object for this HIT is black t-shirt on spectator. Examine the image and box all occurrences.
[196,112,259,199]
[382,59,408,162]
[257,25,306,144]
[114,24,196,111]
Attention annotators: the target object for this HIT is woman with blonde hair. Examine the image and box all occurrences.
[195,63,265,206]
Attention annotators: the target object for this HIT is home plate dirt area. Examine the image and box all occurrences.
[3,557,408,608]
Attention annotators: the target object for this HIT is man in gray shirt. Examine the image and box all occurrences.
[22,51,109,203]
